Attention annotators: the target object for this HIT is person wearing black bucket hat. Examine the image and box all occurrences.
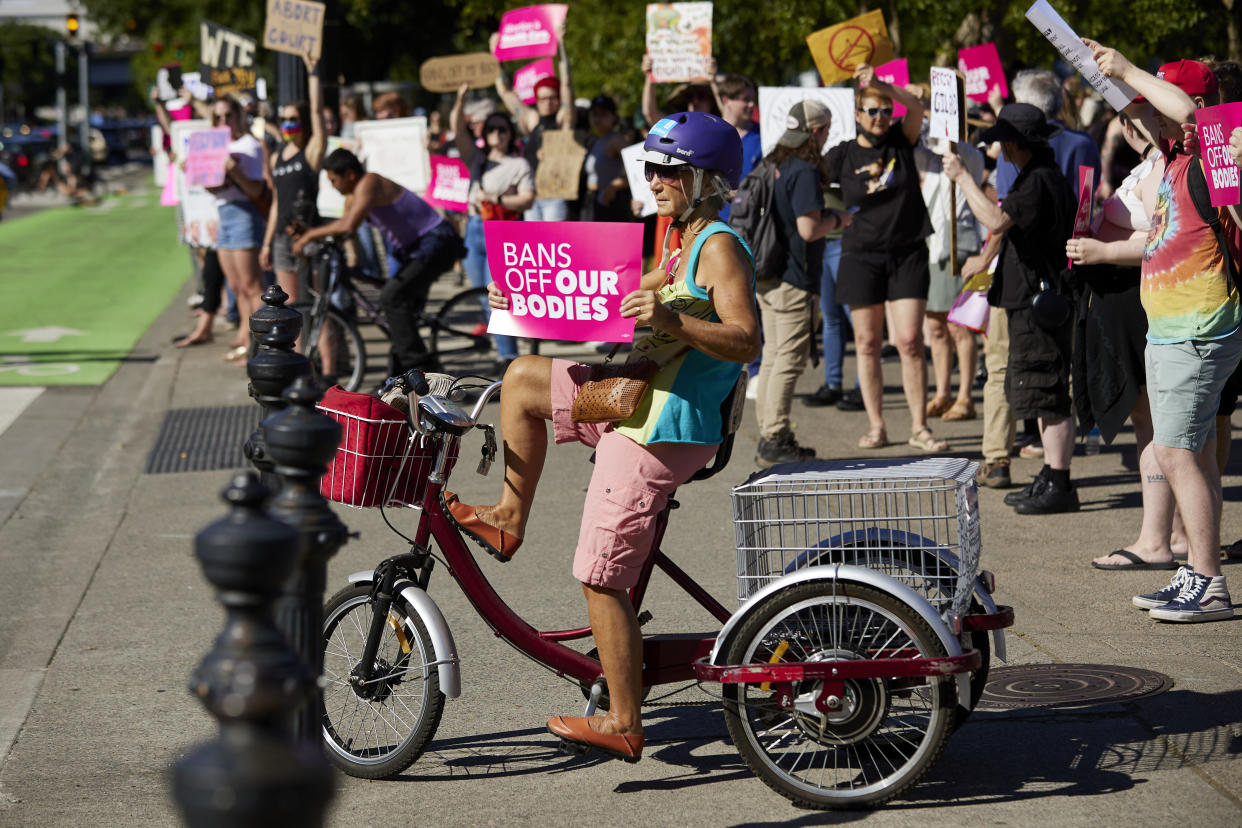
[943,102,1079,516]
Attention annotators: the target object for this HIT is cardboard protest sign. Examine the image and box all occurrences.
[757,87,856,158]
[485,221,645,342]
[156,64,182,101]
[201,21,257,97]
[419,53,502,93]
[184,126,232,188]
[874,57,908,118]
[316,135,355,218]
[806,10,895,86]
[264,0,325,59]
[534,129,586,200]
[515,58,555,105]
[353,116,430,194]
[621,141,657,217]
[424,155,471,213]
[493,4,568,62]
[928,67,966,143]
[171,119,219,248]
[1196,103,1242,207]
[181,71,213,102]
[645,2,713,83]
[957,42,1008,103]
[1025,1,1136,111]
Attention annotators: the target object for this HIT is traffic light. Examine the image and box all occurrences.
[66,13,80,39]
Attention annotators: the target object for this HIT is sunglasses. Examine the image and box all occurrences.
[643,161,684,183]
[859,106,894,119]
[485,123,510,134]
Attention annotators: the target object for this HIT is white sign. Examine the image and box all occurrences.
[353,116,431,195]
[621,141,657,217]
[317,135,354,219]
[152,125,169,187]
[170,118,220,249]
[928,67,961,143]
[1025,0,1137,111]
[757,87,856,159]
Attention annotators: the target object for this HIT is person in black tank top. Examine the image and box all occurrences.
[260,52,327,306]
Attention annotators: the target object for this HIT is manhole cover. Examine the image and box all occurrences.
[977,663,1173,710]
[144,405,261,474]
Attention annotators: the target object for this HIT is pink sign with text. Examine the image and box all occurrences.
[514,58,555,105]
[424,156,470,213]
[1196,103,1242,207]
[485,221,644,342]
[493,4,567,62]
[185,127,231,188]
[957,43,1008,103]
[1069,164,1095,268]
[875,58,908,118]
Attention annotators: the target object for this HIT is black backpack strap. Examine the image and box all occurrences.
[1187,157,1240,293]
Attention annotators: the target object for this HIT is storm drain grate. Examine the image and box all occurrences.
[977,663,1174,710]
[144,405,262,474]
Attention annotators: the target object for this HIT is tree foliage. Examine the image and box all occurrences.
[78,0,1240,115]
[0,23,71,121]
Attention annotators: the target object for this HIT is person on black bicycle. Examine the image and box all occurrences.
[293,148,462,374]
[443,112,759,763]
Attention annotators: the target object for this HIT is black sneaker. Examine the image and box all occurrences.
[1014,480,1080,514]
[1004,469,1049,506]
[880,344,899,362]
[803,384,843,407]
[835,388,865,412]
[757,432,816,468]
[975,460,1011,489]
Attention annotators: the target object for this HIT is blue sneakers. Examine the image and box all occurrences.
[1146,570,1234,622]
[1132,566,1195,610]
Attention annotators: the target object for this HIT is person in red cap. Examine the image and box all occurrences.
[1086,40,1240,623]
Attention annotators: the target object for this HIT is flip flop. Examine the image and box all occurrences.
[1090,550,1178,570]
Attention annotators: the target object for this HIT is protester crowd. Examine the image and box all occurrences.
[151,25,1242,626]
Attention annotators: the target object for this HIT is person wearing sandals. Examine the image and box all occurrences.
[917,128,985,424]
[943,103,1078,514]
[824,65,946,452]
[443,113,759,762]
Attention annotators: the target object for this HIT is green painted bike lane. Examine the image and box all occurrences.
[0,188,190,386]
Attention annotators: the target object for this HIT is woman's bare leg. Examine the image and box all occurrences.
[889,297,930,432]
[851,304,886,431]
[950,321,978,406]
[925,311,953,403]
[582,584,643,736]
[475,355,553,538]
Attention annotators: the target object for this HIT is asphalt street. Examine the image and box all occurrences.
[0,203,1239,825]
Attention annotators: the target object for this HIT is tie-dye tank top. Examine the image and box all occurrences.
[613,222,754,446]
[1141,153,1241,343]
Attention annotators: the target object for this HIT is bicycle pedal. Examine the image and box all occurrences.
[557,738,592,757]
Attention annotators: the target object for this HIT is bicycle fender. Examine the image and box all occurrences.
[710,564,969,708]
[972,588,1008,663]
[344,571,461,699]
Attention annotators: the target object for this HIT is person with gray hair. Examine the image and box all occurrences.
[995,69,1100,201]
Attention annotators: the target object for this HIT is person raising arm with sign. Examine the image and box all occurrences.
[292,148,462,375]
[446,113,759,764]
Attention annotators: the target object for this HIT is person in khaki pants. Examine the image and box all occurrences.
[978,295,1017,487]
[752,101,850,466]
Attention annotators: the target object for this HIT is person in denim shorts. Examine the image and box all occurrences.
[443,113,759,763]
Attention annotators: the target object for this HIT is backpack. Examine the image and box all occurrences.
[1187,157,1240,291]
[728,161,789,283]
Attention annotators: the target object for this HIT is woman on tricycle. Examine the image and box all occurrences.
[444,112,760,762]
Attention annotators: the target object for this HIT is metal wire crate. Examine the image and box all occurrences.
[731,458,981,618]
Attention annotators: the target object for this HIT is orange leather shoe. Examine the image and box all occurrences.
[547,715,643,763]
[442,491,522,562]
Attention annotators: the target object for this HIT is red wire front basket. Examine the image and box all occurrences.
[316,386,457,508]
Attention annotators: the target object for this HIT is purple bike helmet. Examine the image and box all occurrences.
[642,111,742,222]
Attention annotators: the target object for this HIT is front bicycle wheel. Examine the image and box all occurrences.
[429,286,496,378]
[321,584,445,778]
[722,582,955,809]
[307,308,366,392]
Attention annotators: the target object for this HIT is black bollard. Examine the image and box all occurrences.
[250,283,303,348]
[171,472,333,827]
[245,321,309,492]
[265,375,349,747]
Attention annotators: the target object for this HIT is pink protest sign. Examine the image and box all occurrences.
[493,4,567,62]
[160,161,179,206]
[874,58,908,118]
[1069,164,1095,267]
[184,126,231,187]
[1196,103,1242,207]
[957,43,1008,103]
[424,155,470,213]
[485,221,644,342]
[514,58,555,105]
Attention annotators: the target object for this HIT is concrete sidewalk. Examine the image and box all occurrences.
[0,275,1240,826]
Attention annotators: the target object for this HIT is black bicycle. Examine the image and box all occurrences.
[300,235,535,391]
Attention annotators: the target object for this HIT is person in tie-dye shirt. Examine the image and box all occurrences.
[1088,41,1241,623]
